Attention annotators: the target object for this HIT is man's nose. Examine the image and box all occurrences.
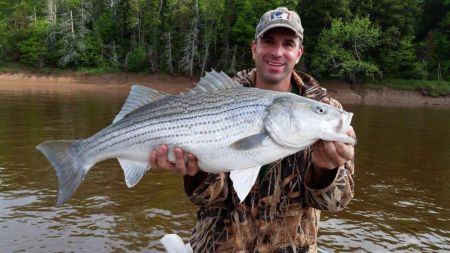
[270,44,283,57]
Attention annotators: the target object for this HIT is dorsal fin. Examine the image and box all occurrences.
[113,85,169,123]
[189,70,241,93]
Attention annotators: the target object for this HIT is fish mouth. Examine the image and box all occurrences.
[337,112,353,133]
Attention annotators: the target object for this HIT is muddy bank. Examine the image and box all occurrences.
[0,72,195,95]
[0,72,449,108]
[321,81,450,108]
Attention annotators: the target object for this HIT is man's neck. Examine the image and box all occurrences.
[254,73,292,92]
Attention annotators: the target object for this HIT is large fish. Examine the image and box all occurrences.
[36,70,355,206]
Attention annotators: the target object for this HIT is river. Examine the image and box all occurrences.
[0,84,449,252]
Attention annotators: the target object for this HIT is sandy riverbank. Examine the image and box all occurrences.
[0,72,449,108]
[324,80,450,108]
[0,72,195,95]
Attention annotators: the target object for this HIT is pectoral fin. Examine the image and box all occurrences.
[230,166,260,202]
[118,159,150,187]
[230,132,270,150]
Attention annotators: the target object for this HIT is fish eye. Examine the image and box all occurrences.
[316,106,326,114]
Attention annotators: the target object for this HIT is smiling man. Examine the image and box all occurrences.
[251,11,303,91]
[151,7,356,252]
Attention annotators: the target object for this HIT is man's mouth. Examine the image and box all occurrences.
[266,61,284,67]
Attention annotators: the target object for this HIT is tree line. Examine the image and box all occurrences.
[0,0,448,83]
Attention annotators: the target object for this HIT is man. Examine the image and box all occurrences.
[151,7,355,252]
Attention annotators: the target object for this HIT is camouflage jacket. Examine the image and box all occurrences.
[184,68,355,253]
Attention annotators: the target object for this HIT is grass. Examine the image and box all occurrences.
[365,79,450,97]
[0,62,122,76]
[0,62,36,73]
[72,66,122,75]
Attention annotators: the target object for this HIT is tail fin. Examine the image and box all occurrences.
[36,140,85,206]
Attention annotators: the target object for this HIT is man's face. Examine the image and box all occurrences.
[251,27,303,85]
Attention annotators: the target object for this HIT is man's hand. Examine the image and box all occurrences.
[311,126,355,170]
[149,144,200,176]
[307,127,355,189]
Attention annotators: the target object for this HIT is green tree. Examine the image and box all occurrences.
[312,16,381,83]
[180,0,200,77]
[418,0,450,80]
[18,19,49,69]
[95,12,116,43]
[79,34,104,66]
[370,0,421,37]
[299,0,351,40]
[157,0,191,73]
[297,0,351,70]
[126,46,146,71]
[350,0,373,17]
[0,18,8,60]
[417,0,447,40]
[381,28,424,79]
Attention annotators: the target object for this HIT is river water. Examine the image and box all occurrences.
[0,85,449,252]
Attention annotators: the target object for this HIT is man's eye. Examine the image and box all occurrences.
[285,42,295,48]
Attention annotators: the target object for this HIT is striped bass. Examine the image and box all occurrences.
[36,71,355,206]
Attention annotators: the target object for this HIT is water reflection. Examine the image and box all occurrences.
[0,89,449,252]
[318,105,450,252]
[0,90,196,252]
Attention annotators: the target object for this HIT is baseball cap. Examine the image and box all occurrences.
[255,7,303,41]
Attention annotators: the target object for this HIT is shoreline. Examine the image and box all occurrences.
[0,72,449,108]
[323,81,450,108]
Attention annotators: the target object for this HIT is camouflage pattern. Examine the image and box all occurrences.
[185,68,355,252]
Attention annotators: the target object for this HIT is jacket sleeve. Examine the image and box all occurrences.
[303,160,355,212]
[184,172,231,206]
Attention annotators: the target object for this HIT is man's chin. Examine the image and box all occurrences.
[262,73,286,84]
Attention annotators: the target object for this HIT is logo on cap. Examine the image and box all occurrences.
[270,11,290,21]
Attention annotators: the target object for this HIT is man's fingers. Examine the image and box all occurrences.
[345,126,357,144]
[174,147,187,174]
[312,141,333,170]
[335,142,354,161]
[149,145,200,176]
[322,141,342,163]
[313,141,327,161]
[156,144,176,169]
[312,135,355,170]
[150,150,159,169]
[345,126,355,136]
[186,154,199,176]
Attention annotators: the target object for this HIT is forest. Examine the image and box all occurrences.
[0,0,449,83]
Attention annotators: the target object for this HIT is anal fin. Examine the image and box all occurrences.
[118,159,150,187]
[230,166,261,202]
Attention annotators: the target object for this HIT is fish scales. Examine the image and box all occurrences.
[36,70,355,205]
[85,87,271,159]
[83,88,263,149]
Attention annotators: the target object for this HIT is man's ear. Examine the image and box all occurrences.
[296,46,304,64]
[251,40,257,60]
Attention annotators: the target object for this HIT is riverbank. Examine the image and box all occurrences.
[0,72,449,108]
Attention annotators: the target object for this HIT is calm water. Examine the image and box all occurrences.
[0,87,449,252]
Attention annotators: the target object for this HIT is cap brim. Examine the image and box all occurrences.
[256,24,302,40]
